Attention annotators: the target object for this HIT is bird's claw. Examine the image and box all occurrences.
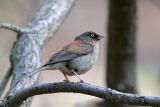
[80,80,84,83]
[63,79,70,82]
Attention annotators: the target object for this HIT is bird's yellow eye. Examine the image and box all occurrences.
[90,34,95,38]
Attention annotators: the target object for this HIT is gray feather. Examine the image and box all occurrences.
[45,44,93,65]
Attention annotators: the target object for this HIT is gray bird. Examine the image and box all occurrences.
[21,31,103,82]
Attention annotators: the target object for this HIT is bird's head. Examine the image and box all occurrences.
[75,31,104,44]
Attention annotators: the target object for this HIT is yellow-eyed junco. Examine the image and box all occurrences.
[22,31,103,82]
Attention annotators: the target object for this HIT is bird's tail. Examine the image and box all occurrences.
[15,65,49,85]
[23,65,47,79]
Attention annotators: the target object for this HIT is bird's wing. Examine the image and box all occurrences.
[44,40,93,65]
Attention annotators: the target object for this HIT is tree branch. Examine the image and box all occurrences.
[2,0,76,107]
[0,82,159,107]
[0,23,25,34]
[0,66,13,97]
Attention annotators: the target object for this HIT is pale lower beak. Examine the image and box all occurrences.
[98,36,104,40]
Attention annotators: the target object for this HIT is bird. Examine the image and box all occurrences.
[20,31,103,83]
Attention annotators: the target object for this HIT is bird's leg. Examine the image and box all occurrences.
[62,73,70,82]
[59,65,70,82]
[71,70,84,83]
[60,65,84,82]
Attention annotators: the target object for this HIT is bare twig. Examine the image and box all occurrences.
[0,23,25,34]
[0,67,13,97]
[0,82,160,107]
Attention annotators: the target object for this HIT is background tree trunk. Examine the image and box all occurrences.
[106,0,137,107]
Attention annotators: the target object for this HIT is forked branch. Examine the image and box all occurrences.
[0,23,25,34]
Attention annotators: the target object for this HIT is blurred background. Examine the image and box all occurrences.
[0,0,160,107]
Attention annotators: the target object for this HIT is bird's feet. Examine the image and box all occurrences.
[80,79,84,83]
[63,79,70,82]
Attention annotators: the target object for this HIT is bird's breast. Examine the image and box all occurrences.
[69,43,99,75]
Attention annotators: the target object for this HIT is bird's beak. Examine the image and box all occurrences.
[98,35,104,40]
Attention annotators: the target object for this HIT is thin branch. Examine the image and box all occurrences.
[0,66,13,97]
[0,82,160,107]
[0,23,25,34]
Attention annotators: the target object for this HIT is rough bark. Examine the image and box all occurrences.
[0,0,76,107]
[106,0,137,107]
